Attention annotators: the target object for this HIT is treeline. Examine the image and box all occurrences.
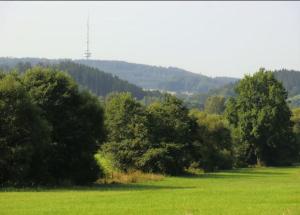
[1,67,300,186]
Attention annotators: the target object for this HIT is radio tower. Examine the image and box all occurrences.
[84,15,92,60]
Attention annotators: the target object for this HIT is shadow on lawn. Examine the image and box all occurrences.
[1,167,297,192]
[178,167,292,180]
[0,183,196,192]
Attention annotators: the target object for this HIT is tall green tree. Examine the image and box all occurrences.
[0,73,50,185]
[22,67,104,184]
[102,92,149,172]
[103,93,195,175]
[225,69,298,166]
[144,94,195,174]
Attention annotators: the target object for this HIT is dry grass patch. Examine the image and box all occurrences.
[97,171,164,184]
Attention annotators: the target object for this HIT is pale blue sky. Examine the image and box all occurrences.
[0,1,299,78]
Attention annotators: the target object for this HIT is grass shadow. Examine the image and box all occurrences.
[177,166,294,180]
[1,166,298,192]
[0,183,195,193]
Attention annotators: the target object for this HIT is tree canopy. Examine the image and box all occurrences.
[0,73,50,185]
[0,67,105,186]
[225,69,298,166]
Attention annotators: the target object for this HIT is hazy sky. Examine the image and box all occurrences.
[1,1,300,78]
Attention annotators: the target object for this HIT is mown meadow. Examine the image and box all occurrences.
[1,166,299,215]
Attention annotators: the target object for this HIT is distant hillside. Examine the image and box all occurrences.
[55,61,148,99]
[0,57,237,94]
[0,58,151,99]
[1,58,299,106]
[76,59,238,93]
[273,69,300,97]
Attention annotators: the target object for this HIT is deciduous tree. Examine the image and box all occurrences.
[225,69,298,166]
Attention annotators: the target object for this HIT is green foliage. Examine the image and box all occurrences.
[2,59,300,185]
[292,108,300,161]
[20,67,105,185]
[225,69,298,166]
[136,143,184,174]
[204,96,226,114]
[144,94,195,174]
[102,92,149,172]
[292,108,300,134]
[189,110,233,172]
[147,94,193,144]
[0,74,50,185]
[103,93,194,175]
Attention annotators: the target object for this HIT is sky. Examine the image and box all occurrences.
[0,1,300,78]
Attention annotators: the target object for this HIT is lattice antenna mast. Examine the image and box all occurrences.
[84,14,92,60]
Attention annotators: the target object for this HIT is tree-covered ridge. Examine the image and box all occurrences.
[76,59,238,93]
[0,57,238,94]
[55,61,147,99]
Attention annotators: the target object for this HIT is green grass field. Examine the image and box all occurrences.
[1,167,300,215]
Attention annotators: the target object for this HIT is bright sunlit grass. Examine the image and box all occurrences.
[1,166,300,215]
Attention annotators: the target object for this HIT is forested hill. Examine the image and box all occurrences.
[76,59,238,93]
[0,58,148,99]
[56,62,148,99]
[0,57,237,94]
[1,58,299,101]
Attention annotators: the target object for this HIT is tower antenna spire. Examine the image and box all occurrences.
[84,13,91,60]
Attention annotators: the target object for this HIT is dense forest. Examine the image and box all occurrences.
[1,66,300,186]
[56,61,147,99]
[0,57,238,93]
